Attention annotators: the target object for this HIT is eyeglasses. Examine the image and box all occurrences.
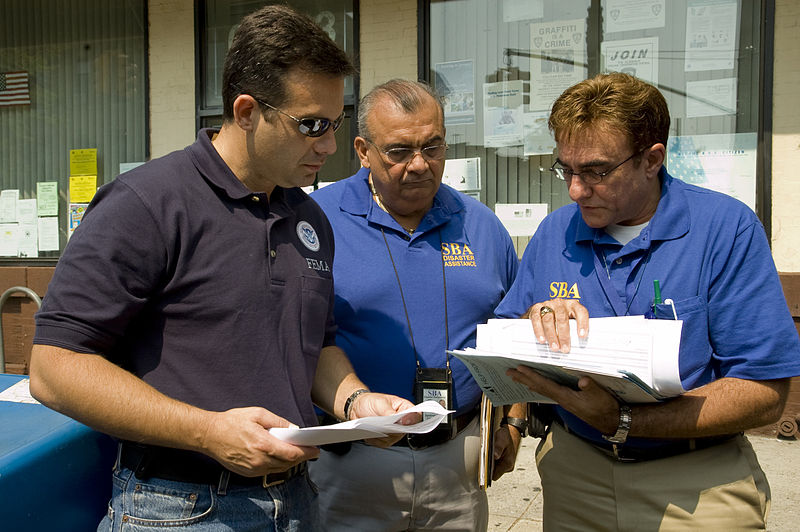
[254,98,345,138]
[366,139,449,165]
[544,150,642,185]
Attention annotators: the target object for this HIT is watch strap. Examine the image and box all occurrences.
[343,388,369,421]
[502,416,529,438]
[602,404,632,444]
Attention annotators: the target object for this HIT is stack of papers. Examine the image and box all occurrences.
[450,317,685,405]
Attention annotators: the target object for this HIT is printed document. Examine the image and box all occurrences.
[269,401,450,446]
[451,317,684,405]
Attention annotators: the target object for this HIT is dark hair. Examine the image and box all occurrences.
[357,79,444,140]
[548,72,670,153]
[221,5,355,121]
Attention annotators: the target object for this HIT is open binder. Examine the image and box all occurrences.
[452,317,685,406]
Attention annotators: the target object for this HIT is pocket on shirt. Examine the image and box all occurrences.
[300,275,333,357]
[655,295,712,386]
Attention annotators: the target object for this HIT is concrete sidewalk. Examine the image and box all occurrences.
[486,435,799,531]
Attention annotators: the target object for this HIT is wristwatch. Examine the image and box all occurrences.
[501,416,529,438]
[602,404,632,444]
[343,388,369,421]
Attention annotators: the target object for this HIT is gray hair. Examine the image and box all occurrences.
[357,79,445,140]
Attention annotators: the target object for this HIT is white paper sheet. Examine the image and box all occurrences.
[0,378,39,404]
[269,401,452,446]
[494,203,548,237]
[456,317,685,405]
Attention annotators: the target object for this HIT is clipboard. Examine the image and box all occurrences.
[478,394,503,489]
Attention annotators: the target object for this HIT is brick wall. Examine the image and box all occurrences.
[748,273,800,438]
[359,0,418,95]
[771,0,800,272]
[148,0,196,158]
[0,267,54,375]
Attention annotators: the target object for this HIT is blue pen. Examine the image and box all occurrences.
[653,279,662,317]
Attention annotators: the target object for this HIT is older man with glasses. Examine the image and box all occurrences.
[495,72,800,531]
[309,79,526,531]
[29,6,415,531]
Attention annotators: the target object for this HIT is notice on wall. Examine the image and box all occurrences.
[435,60,476,126]
[685,0,737,72]
[0,189,19,223]
[69,175,97,203]
[495,203,549,237]
[69,148,98,176]
[529,19,587,111]
[119,161,145,175]
[18,223,38,258]
[0,224,18,257]
[443,157,481,191]
[17,198,36,225]
[686,78,736,117]
[666,133,756,211]
[37,216,60,251]
[36,182,59,216]
[16,198,38,258]
[604,0,665,33]
[483,80,524,148]
[523,112,555,156]
[502,0,543,22]
[69,203,89,238]
[601,37,659,86]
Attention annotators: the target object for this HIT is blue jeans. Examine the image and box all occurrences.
[98,465,319,531]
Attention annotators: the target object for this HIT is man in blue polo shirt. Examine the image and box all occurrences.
[309,79,525,531]
[496,72,800,530]
[29,6,414,531]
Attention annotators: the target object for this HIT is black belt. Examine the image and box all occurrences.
[394,407,478,450]
[119,442,306,488]
[556,421,738,462]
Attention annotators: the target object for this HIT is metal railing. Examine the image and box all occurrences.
[0,286,42,373]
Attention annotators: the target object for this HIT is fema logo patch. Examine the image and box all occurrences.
[296,221,320,252]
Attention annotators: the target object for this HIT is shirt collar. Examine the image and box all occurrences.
[186,128,287,206]
[339,167,465,233]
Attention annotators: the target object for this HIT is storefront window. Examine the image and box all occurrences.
[199,0,359,182]
[0,0,147,260]
[427,0,766,251]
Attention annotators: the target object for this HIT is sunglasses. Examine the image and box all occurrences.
[254,97,344,138]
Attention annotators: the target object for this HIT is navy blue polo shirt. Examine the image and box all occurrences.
[35,129,336,427]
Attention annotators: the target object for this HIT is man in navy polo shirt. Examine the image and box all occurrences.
[29,6,413,531]
[309,79,526,531]
[496,72,800,530]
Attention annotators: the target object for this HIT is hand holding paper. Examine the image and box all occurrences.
[269,401,452,447]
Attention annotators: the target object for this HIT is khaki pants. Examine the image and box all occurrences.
[308,417,488,532]
[536,423,770,532]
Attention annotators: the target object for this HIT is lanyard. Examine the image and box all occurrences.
[380,227,450,371]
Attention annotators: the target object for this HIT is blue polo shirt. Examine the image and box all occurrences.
[496,169,800,444]
[312,168,518,415]
[35,129,336,428]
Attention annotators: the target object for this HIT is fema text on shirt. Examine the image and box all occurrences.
[442,242,476,267]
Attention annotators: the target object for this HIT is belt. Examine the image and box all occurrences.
[556,421,738,462]
[119,442,307,488]
[394,407,478,450]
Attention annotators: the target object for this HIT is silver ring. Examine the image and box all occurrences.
[539,306,554,317]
